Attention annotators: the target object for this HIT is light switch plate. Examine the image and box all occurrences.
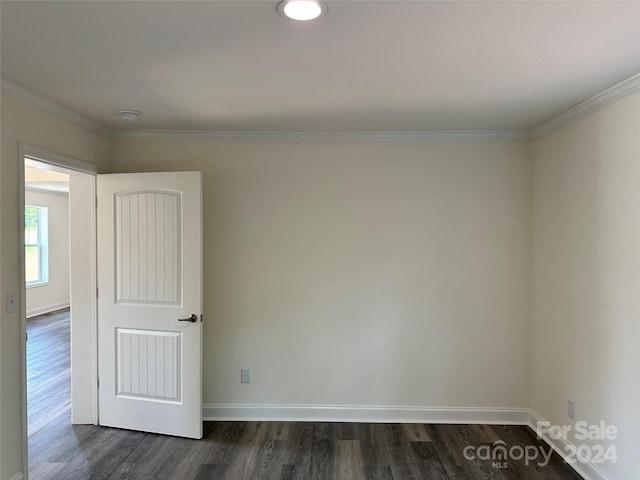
[6,292,17,314]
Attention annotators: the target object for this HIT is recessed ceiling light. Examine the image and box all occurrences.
[278,0,327,21]
[118,109,141,122]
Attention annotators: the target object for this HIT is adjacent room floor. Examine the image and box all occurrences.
[27,309,582,479]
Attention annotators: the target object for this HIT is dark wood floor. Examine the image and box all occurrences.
[28,310,582,480]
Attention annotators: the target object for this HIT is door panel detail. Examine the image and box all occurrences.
[116,328,181,402]
[115,191,181,305]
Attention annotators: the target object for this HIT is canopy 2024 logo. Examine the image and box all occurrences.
[463,422,618,470]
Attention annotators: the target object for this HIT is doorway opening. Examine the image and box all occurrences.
[24,159,72,465]
[19,145,98,479]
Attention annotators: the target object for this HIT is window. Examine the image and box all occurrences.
[25,205,49,286]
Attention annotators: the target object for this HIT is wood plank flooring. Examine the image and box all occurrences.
[27,308,72,438]
[28,310,583,480]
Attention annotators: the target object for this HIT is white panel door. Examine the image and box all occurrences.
[97,172,202,439]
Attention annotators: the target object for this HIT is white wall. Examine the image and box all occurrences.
[3,83,638,479]
[0,94,109,480]
[530,92,640,479]
[25,189,70,317]
[110,139,532,410]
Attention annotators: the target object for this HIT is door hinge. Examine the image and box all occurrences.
[97,378,100,388]
[96,287,99,298]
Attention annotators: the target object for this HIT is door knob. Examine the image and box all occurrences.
[178,314,198,323]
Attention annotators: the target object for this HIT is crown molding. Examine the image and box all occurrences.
[528,72,640,139]
[3,73,639,143]
[1,77,113,138]
[0,77,528,143]
[110,129,530,142]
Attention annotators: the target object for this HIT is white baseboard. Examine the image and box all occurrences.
[202,405,622,479]
[26,301,70,318]
[203,403,530,424]
[527,410,611,480]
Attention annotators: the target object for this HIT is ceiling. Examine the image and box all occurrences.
[1,1,639,132]
[25,159,70,193]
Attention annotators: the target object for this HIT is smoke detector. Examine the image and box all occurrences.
[118,109,141,122]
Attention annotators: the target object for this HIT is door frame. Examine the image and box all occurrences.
[18,143,99,478]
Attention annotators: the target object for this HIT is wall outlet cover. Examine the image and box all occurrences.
[568,399,575,420]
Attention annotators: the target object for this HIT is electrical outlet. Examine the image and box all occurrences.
[241,368,251,384]
[568,399,575,420]
[6,291,17,314]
